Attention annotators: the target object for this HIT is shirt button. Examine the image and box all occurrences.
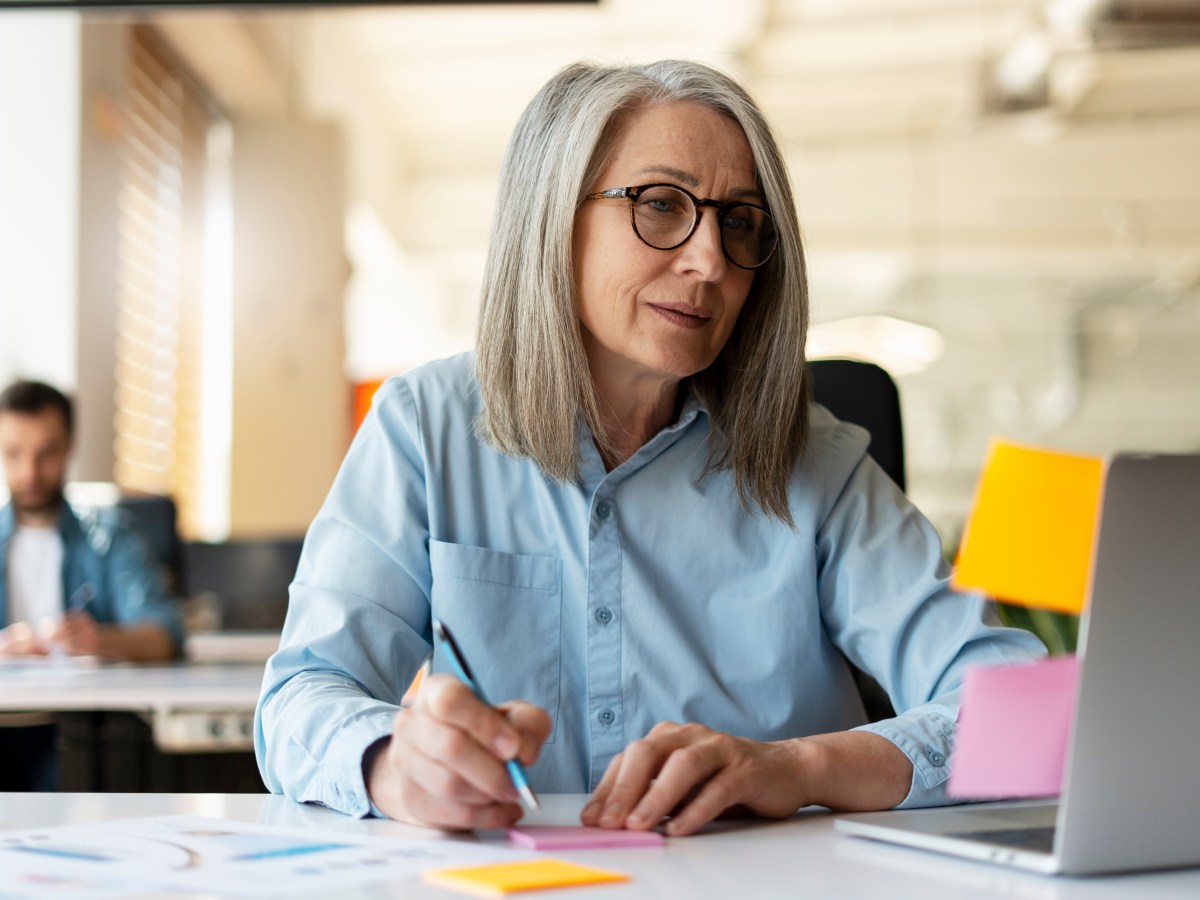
[595,607,613,625]
[926,748,946,767]
[598,708,616,726]
[596,501,611,519]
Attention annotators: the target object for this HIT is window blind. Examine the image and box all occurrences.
[113,25,211,537]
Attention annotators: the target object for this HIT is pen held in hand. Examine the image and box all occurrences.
[66,582,96,617]
[431,618,541,812]
[45,583,98,658]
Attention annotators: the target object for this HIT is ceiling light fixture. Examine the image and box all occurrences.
[807,314,945,377]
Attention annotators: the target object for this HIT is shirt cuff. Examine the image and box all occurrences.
[319,710,396,817]
[854,706,958,809]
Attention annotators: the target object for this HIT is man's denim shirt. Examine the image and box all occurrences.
[0,500,184,652]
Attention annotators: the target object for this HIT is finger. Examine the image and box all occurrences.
[498,701,552,765]
[57,614,83,632]
[64,635,96,656]
[596,734,681,828]
[421,675,521,760]
[7,639,48,656]
[52,618,81,640]
[4,624,49,656]
[627,740,725,831]
[399,741,499,807]
[661,768,742,836]
[403,708,521,803]
[399,777,524,832]
[580,751,624,825]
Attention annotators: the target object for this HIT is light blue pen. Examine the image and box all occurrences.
[431,618,541,811]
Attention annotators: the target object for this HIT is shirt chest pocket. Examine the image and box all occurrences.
[428,540,562,743]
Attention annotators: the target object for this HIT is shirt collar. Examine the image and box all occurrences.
[576,381,710,491]
[56,502,84,542]
[0,503,13,543]
[0,501,81,543]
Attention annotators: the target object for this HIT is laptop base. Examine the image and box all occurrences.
[837,800,1062,875]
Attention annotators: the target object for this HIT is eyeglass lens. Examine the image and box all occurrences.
[631,185,777,269]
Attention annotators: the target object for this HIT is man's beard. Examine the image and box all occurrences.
[12,486,65,520]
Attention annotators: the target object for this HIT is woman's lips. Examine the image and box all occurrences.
[648,303,712,330]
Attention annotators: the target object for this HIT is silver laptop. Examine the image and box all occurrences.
[837,453,1200,876]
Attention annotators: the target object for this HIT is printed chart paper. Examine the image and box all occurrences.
[0,814,522,899]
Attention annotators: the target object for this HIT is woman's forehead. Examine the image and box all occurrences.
[601,101,757,187]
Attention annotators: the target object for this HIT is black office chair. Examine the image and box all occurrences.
[117,492,184,592]
[808,358,906,492]
[808,357,904,722]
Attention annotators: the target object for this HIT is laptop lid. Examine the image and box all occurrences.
[836,453,1200,876]
[1055,453,1200,875]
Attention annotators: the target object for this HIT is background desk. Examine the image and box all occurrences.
[0,662,266,792]
[3,792,1198,898]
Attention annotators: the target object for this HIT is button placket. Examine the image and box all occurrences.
[586,480,624,787]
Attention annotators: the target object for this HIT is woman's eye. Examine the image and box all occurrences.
[640,197,681,215]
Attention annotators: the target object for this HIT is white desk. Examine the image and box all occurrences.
[3,792,1198,898]
[0,661,264,751]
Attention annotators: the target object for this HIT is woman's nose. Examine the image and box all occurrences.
[676,208,728,280]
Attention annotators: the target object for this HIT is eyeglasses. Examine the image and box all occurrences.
[583,182,779,270]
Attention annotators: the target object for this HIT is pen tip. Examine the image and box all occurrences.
[519,784,541,811]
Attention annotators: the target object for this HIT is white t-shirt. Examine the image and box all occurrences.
[7,524,65,629]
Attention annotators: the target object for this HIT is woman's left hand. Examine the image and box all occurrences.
[579,721,812,836]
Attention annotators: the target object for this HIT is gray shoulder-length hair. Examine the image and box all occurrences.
[476,59,809,525]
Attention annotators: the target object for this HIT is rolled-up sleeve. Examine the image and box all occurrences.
[255,378,435,816]
[814,422,1046,808]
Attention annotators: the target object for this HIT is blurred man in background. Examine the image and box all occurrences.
[0,379,183,790]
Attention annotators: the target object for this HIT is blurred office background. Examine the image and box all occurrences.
[2,0,1199,552]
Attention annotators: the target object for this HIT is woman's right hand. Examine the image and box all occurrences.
[364,673,552,830]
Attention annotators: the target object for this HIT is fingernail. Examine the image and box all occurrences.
[627,810,647,827]
[492,732,518,759]
[581,801,599,820]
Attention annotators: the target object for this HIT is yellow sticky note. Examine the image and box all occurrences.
[422,858,629,897]
[952,440,1103,614]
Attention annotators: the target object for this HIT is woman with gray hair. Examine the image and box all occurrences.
[256,60,1043,836]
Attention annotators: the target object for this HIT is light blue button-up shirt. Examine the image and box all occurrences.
[255,352,1044,816]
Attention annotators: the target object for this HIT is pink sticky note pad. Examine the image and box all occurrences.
[948,655,1079,800]
[506,826,664,850]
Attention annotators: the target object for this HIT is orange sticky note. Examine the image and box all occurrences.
[953,440,1103,614]
[422,858,629,897]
